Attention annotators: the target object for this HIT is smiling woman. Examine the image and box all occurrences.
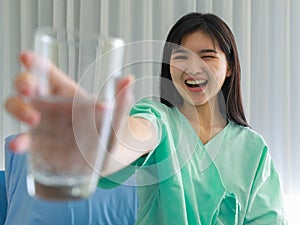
[161,13,247,130]
[3,10,289,224]
[1,0,299,224]
[103,12,288,224]
[170,31,230,110]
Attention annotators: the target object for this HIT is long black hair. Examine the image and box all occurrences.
[160,12,248,127]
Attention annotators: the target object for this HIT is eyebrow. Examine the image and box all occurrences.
[198,49,218,54]
[172,48,218,54]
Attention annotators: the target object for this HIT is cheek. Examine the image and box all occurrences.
[170,65,181,79]
[170,59,188,74]
[214,63,229,81]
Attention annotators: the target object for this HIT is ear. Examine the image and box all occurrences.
[226,66,232,77]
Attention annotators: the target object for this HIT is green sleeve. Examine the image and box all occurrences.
[97,162,138,189]
[244,146,288,224]
[98,98,164,189]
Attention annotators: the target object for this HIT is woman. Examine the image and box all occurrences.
[6,13,287,224]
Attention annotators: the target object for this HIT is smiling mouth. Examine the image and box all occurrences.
[185,79,208,88]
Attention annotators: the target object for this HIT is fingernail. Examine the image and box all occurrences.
[9,136,30,153]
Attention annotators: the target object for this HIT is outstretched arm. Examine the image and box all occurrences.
[5,51,159,176]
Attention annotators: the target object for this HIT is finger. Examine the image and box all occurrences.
[5,96,41,126]
[20,51,86,96]
[115,75,135,115]
[115,75,135,96]
[95,75,135,129]
[113,75,135,136]
[15,72,38,96]
[8,133,31,153]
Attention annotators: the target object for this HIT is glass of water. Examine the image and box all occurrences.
[26,28,125,200]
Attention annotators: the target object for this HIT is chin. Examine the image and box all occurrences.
[184,98,209,107]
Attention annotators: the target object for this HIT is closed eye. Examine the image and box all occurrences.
[171,48,189,60]
[174,55,188,60]
[201,55,216,59]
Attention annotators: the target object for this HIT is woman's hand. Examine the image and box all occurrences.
[5,51,134,153]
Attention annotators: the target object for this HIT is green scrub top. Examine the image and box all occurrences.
[99,98,287,225]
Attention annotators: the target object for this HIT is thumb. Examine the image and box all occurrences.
[113,75,135,137]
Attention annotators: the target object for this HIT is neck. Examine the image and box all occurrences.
[179,98,227,144]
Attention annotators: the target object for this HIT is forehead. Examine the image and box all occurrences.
[179,30,219,52]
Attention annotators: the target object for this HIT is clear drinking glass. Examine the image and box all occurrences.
[26,28,125,200]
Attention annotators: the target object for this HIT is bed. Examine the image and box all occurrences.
[0,135,138,225]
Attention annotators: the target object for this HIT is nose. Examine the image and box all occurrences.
[185,55,205,75]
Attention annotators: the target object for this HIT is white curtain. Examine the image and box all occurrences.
[1,0,299,222]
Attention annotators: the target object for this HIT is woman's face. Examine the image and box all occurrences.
[170,30,231,107]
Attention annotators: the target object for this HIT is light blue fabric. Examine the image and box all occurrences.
[1,135,138,225]
[0,171,7,225]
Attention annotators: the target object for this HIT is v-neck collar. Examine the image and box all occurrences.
[173,107,232,172]
[174,107,232,147]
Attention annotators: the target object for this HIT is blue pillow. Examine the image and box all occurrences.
[2,135,138,225]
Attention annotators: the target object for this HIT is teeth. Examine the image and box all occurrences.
[186,79,207,85]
